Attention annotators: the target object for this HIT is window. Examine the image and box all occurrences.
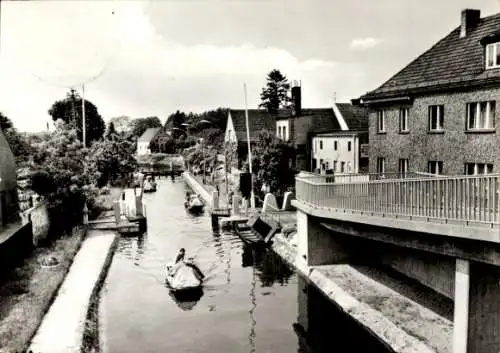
[466,101,496,130]
[428,161,443,175]
[340,161,345,173]
[325,161,329,170]
[320,159,324,170]
[333,160,337,172]
[347,141,352,152]
[283,126,287,140]
[334,141,338,151]
[486,42,500,69]
[399,159,409,175]
[399,108,409,132]
[376,157,385,174]
[428,105,444,131]
[319,140,323,149]
[465,163,493,175]
[377,110,385,133]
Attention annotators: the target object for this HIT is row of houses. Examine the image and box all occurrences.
[224,8,500,177]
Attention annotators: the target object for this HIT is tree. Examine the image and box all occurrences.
[87,131,137,187]
[29,120,99,235]
[248,130,296,203]
[48,89,105,146]
[0,112,33,164]
[109,115,131,133]
[165,110,187,139]
[105,121,117,139]
[127,116,162,138]
[259,69,291,114]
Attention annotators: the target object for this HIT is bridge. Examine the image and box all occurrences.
[292,171,500,353]
[136,153,186,176]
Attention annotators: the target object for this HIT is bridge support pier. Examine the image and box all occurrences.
[296,210,351,266]
[459,261,500,353]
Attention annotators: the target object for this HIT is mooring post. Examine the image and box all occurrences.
[114,201,121,224]
[83,202,89,225]
[212,190,219,209]
[232,195,241,215]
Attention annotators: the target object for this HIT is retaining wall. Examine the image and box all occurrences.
[182,171,212,206]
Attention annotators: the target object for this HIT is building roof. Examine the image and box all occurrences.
[336,103,368,131]
[361,11,500,101]
[228,109,277,142]
[138,127,161,143]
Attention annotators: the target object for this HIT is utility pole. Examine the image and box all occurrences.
[243,83,255,210]
[82,84,86,147]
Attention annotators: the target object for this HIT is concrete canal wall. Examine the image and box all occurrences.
[270,235,438,353]
[182,171,212,206]
[27,230,119,353]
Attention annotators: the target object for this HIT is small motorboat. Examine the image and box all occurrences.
[143,175,157,193]
[184,194,205,214]
[165,260,204,292]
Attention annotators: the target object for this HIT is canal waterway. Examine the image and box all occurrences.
[100,178,393,353]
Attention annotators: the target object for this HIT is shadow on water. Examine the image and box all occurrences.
[168,287,205,311]
[296,276,394,353]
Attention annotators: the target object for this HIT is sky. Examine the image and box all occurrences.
[1,0,499,132]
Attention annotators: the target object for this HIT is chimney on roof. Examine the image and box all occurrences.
[291,80,302,117]
[460,9,481,38]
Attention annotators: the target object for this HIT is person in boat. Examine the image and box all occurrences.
[175,248,186,264]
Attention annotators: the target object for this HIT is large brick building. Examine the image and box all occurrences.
[358,9,500,176]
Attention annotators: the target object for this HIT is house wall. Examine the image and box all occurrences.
[224,114,238,143]
[368,87,500,174]
[137,141,151,155]
[312,135,359,173]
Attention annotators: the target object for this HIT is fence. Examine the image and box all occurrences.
[295,173,500,225]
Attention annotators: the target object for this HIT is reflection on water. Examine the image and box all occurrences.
[101,179,392,353]
[168,288,205,311]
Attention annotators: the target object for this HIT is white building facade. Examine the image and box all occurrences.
[311,132,362,174]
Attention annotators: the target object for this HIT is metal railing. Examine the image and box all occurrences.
[297,171,440,184]
[296,173,500,225]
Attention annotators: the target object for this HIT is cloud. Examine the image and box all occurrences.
[0,1,355,132]
[349,37,383,51]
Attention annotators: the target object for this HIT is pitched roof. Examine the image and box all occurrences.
[228,109,277,142]
[301,108,341,133]
[336,103,368,131]
[138,127,161,143]
[361,12,500,100]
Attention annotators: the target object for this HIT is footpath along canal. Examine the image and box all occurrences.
[99,178,393,353]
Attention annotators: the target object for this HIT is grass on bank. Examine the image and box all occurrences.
[0,188,121,353]
[0,228,86,353]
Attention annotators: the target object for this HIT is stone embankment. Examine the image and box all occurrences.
[182,171,212,205]
[27,231,118,353]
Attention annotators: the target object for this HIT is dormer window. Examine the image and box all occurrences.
[486,42,500,69]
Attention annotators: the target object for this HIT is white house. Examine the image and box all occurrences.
[311,102,369,174]
[137,127,161,156]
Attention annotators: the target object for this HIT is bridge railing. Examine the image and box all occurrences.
[297,171,439,184]
[295,173,500,225]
